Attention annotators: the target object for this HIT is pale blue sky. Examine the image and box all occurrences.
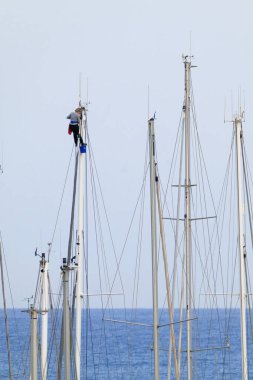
[0,0,253,307]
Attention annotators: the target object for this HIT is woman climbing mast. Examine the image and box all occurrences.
[67,107,85,146]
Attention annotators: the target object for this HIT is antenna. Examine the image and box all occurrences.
[47,242,51,261]
[24,295,33,309]
[238,87,240,116]
[243,90,246,121]
[87,77,89,104]
[148,84,150,120]
[224,90,245,123]
[189,31,192,60]
[0,144,3,174]
[224,97,226,123]
[239,87,245,121]
[79,72,82,102]
[231,90,234,118]
[78,73,90,110]
[238,86,244,119]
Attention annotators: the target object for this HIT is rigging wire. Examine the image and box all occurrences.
[46,279,62,377]
[190,81,230,376]
[87,126,163,378]
[87,133,128,314]
[80,130,131,378]
[48,144,75,261]
[241,136,253,344]
[0,232,27,377]
[131,130,149,314]
[88,149,112,379]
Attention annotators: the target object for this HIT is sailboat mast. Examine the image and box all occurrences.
[63,259,71,380]
[234,116,248,380]
[40,253,48,380]
[30,306,38,380]
[75,104,87,380]
[148,117,160,380]
[184,57,192,380]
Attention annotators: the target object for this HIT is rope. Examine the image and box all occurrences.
[48,144,75,261]
[0,232,27,377]
[88,133,127,378]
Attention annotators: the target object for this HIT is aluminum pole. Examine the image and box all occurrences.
[41,255,48,380]
[155,169,179,379]
[75,107,86,380]
[148,117,160,380]
[63,261,71,380]
[184,58,192,380]
[30,307,38,380]
[235,117,248,380]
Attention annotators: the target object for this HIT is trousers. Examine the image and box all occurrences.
[69,124,84,146]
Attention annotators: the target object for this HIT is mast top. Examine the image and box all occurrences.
[148,113,156,123]
[234,112,245,123]
[182,54,197,69]
[224,110,245,125]
[183,54,193,64]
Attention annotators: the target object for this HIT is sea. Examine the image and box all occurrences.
[0,308,251,379]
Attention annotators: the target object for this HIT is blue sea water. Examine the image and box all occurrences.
[0,308,251,379]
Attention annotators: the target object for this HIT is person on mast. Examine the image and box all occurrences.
[67,108,84,147]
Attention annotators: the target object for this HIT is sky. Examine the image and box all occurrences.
[0,0,253,308]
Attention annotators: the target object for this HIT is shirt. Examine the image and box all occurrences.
[66,112,80,125]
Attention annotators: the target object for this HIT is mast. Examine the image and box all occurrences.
[75,103,87,379]
[234,115,248,380]
[30,306,38,380]
[155,167,179,378]
[62,259,71,380]
[184,56,192,380]
[40,253,48,380]
[148,117,160,380]
[58,150,79,380]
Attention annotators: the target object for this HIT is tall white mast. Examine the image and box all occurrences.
[184,57,192,380]
[155,167,179,378]
[234,115,248,380]
[62,258,71,380]
[75,98,87,379]
[40,253,48,380]
[30,306,38,380]
[148,117,160,380]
